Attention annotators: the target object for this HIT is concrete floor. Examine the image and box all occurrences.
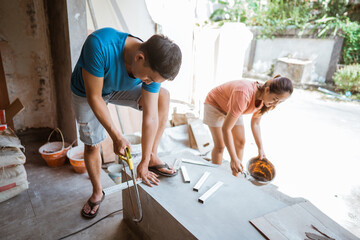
[0,129,139,240]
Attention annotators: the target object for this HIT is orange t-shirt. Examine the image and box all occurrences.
[205,80,263,118]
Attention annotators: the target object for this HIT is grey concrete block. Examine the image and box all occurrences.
[123,151,291,240]
[274,57,313,84]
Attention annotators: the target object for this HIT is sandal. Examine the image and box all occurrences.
[81,191,105,219]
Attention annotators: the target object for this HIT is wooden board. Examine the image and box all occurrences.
[187,123,197,149]
[100,104,119,164]
[0,52,9,109]
[171,113,187,127]
[250,202,358,240]
[100,133,116,164]
[0,51,12,129]
[115,105,142,134]
[187,118,213,154]
[5,98,24,120]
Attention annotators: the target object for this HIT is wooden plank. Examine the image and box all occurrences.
[0,51,12,129]
[186,114,197,149]
[299,201,359,240]
[187,123,197,149]
[116,105,142,134]
[100,133,116,164]
[171,113,187,127]
[100,103,128,164]
[108,103,122,133]
[187,118,213,154]
[5,98,24,120]
[0,52,10,109]
[250,217,287,240]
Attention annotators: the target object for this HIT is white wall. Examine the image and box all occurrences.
[88,0,155,40]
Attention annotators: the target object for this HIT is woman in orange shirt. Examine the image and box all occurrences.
[203,75,293,176]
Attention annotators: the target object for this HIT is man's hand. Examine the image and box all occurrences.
[136,161,160,187]
[230,158,244,177]
[113,135,131,156]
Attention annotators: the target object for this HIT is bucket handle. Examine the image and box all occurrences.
[47,128,65,150]
[69,139,77,149]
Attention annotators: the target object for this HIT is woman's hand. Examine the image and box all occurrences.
[258,148,266,160]
[230,158,244,177]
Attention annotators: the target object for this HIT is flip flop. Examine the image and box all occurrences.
[148,163,178,177]
[81,191,105,219]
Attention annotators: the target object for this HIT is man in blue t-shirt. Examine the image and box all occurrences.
[70,28,182,218]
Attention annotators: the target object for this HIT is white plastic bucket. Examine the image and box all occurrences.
[124,134,141,156]
[108,164,122,184]
[67,145,86,174]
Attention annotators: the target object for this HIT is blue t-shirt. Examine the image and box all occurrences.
[71,28,161,97]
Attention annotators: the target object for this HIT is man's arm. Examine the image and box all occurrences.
[82,68,129,154]
[251,112,265,159]
[136,87,160,187]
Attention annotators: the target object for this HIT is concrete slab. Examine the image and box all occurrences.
[35,191,123,239]
[0,217,41,239]
[0,189,34,226]
[123,151,297,240]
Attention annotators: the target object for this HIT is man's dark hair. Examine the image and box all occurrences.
[139,35,182,81]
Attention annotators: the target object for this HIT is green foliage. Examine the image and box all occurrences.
[252,1,313,38]
[333,64,360,93]
[341,21,360,65]
[209,0,259,25]
[208,0,360,64]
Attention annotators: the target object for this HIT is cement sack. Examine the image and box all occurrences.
[0,164,28,203]
[0,128,24,149]
[0,147,26,168]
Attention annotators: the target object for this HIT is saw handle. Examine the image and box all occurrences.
[118,147,134,170]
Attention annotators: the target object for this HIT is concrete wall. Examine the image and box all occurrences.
[0,0,57,130]
[248,38,334,83]
[0,0,87,142]
[244,28,343,83]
